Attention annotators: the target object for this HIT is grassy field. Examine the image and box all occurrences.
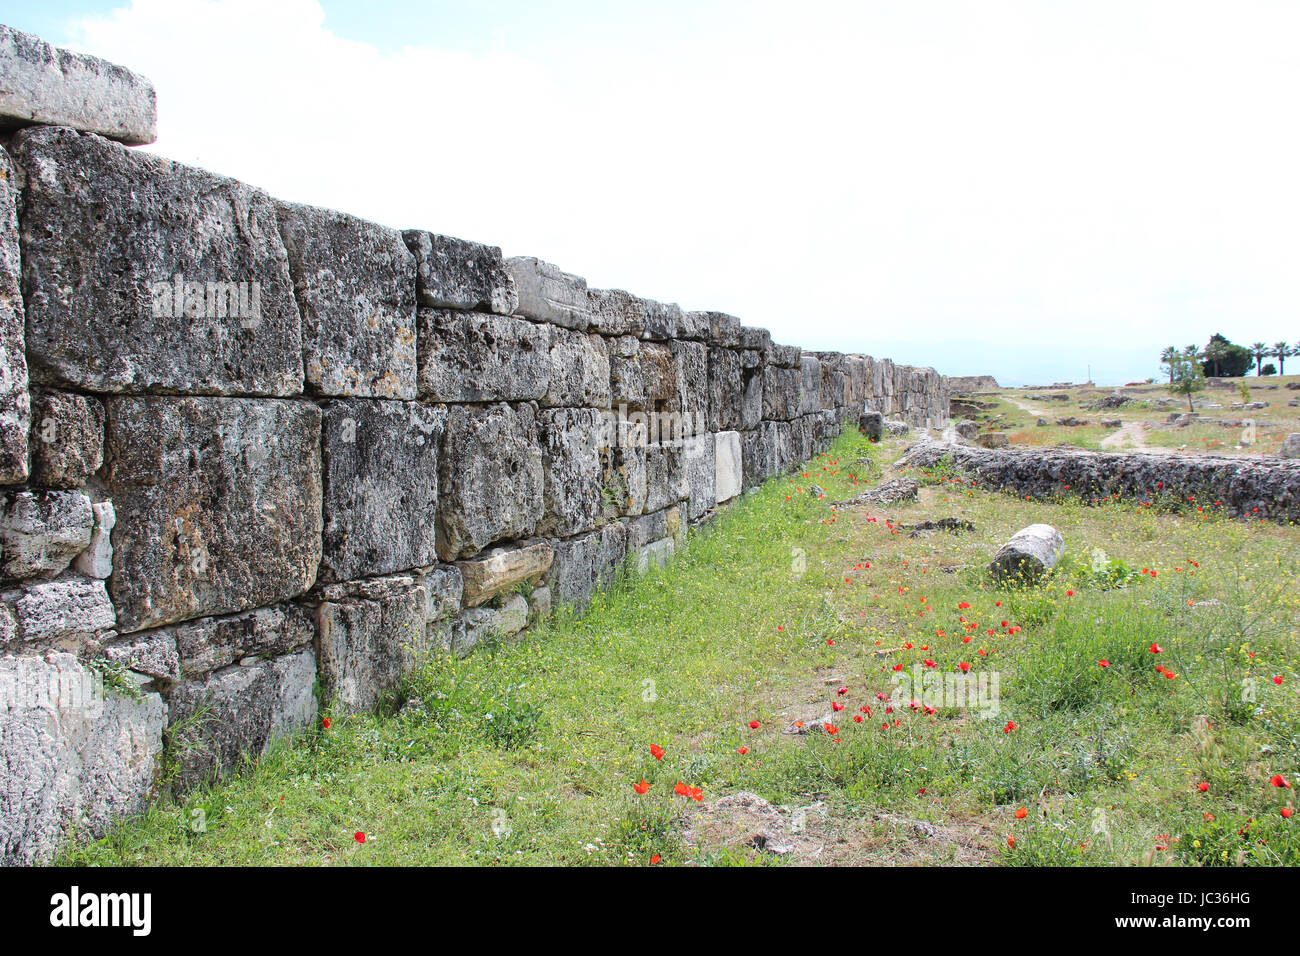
[59,427,1300,866]
[960,374,1299,455]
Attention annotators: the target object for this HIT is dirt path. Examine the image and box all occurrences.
[1099,420,1168,453]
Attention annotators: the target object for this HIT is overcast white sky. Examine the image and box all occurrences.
[12,0,1300,384]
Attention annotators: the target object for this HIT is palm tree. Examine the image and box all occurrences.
[1251,342,1269,376]
[1274,342,1293,376]
[1203,339,1228,377]
[1159,345,1179,384]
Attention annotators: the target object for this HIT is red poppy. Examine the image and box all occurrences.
[748,720,760,729]
[1015,808,1028,819]
[674,781,689,797]
[1283,809,1293,819]
[650,854,661,864]
[1149,644,1163,654]
[634,779,650,794]
[321,717,331,730]
[1197,783,1209,793]
[737,747,749,755]
[1006,835,1016,848]
[958,662,971,673]
[1003,721,1017,733]
[354,832,366,844]
[1098,660,1110,668]
[1271,774,1292,789]
[650,744,665,760]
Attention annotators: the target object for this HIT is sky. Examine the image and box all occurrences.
[6,0,1299,386]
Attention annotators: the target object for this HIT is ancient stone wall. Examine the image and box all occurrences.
[0,25,949,863]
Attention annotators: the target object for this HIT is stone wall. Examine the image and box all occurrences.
[902,438,1300,522]
[0,25,949,864]
[944,374,1000,393]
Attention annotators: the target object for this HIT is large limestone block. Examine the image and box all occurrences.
[645,441,690,513]
[459,594,529,655]
[315,574,427,712]
[715,431,743,503]
[165,647,316,788]
[1280,434,1300,458]
[739,326,771,352]
[683,433,716,522]
[538,407,607,537]
[744,420,792,487]
[609,335,644,408]
[0,25,157,144]
[3,577,116,644]
[418,309,550,402]
[989,524,1065,583]
[455,539,554,608]
[544,328,611,408]
[600,420,647,517]
[14,127,301,396]
[104,397,323,632]
[277,201,417,399]
[403,230,517,314]
[763,366,801,421]
[672,340,708,435]
[766,342,802,368]
[739,362,763,431]
[437,403,544,561]
[320,399,444,583]
[0,490,92,580]
[0,653,164,865]
[505,256,590,330]
[639,342,679,412]
[791,415,816,465]
[72,500,115,579]
[799,354,823,414]
[707,346,743,432]
[29,389,104,488]
[160,602,317,679]
[640,300,691,341]
[546,522,628,609]
[695,311,743,348]
[588,288,649,337]
[0,145,29,484]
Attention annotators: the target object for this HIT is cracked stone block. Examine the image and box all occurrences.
[402,230,516,314]
[639,342,679,413]
[672,340,708,435]
[150,602,318,680]
[600,420,647,518]
[315,574,428,712]
[791,415,816,465]
[0,653,164,865]
[3,577,115,644]
[539,407,607,537]
[544,328,611,408]
[545,522,627,610]
[740,363,763,430]
[104,397,322,632]
[455,539,554,608]
[459,593,528,654]
[588,288,649,337]
[505,256,590,330]
[625,505,684,552]
[640,299,691,341]
[418,566,463,623]
[417,309,550,402]
[766,342,801,368]
[763,365,800,421]
[744,420,792,487]
[645,441,689,513]
[29,389,104,488]
[0,146,28,485]
[13,127,301,396]
[633,536,676,573]
[165,646,316,789]
[695,310,742,348]
[277,201,417,399]
[103,630,180,683]
[799,355,822,414]
[527,586,552,626]
[739,326,771,351]
[320,399,444,583]
[0,490,92,580]
[0,25,157,144]
[683,433,716,522]
[71,500,114,579]
[708,346,743,431]
[609,335,644,407]
[715,431,743,504]
[438,403,544,561]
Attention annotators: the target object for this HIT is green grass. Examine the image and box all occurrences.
[57,428,1300,866]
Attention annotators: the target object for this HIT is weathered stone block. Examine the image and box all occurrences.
[403,230,517,314]
[0,25,157,144]
[683,433,716,522]
[546,522,628,609]
[600,420,647,517]
[641,299,689,341]
[538,407,607,537]
[791,415,816,465]
[799,354,822,414]
[739,326,771,351]
[639,342,679,413]
[645,441,689,513]
[4,577,115,643]
[456,539,554,608]
[277,201,417,399]
[165,647,316,788]
[859,409,884,441]
[715,431,743,503]
[72,501,114,579]
[103,630,180,683]
[0,145,29,484]
[505,256,590,329]
[545,329,611,408]
[1,653,164,865]
[15,127,302,396]
[766,342,802,368]
[29,389,104,488]
[763,365,801,421]
[672,340,708,435]
[625,505,685,551]
[588,288,649,337]
[744,420,792,487]
[609,335,644,407]
[0,490,92,580]
[739,362,763,430]
[633,536,676,573]
[438,403,544,561]
[695,311,742,348]
[104,397,322,632]
[418,566,464,624]
[417,309,550,402]
[315,574,426,712]
[708,346,743,432]
[320,399,444,583]
[158,602,317,679]
[990,524,1065,583]
[459,594,528,654]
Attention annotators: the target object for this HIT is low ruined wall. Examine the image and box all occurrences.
[902,438,1300,522]
[0,25,949,863]
[944,374,1000,393]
